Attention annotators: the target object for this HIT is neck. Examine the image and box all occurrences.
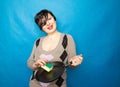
[47,30,60,37]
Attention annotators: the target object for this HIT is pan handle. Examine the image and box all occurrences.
[65,61,72,67]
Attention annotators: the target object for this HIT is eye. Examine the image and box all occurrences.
[41,22,46,27]
[48,17,52,20]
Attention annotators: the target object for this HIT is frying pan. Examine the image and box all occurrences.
[34,61,71,83]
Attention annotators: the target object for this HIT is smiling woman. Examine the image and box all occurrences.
[27,9,83,87]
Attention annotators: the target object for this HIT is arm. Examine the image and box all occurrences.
[66,34,76,62]
[67,34,83,67]
[27,42,37,70]
[27,39,48,70]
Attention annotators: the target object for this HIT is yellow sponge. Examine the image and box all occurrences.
[41,62,53,72]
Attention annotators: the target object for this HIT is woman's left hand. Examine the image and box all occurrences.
[70,54,83,67]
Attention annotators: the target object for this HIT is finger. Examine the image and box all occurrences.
[78,55,83,60]
[37,61,45,66]
[43,59,48,62]
[38,58,48,63]
[71,62,77,66]
[72,59,77,65]
[41,61,46,65]
[35,63,40,66]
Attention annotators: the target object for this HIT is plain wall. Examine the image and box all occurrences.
[0,0,120,87]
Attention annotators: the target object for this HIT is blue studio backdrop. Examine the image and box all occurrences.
[0,0,120,87]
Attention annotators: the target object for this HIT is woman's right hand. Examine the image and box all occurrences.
[33,58,48,69]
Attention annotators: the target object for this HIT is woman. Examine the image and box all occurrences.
[27,9,83,87]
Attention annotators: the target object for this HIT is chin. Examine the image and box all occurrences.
[50,29,56,33]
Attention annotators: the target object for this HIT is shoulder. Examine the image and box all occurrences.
[35,38,40,47]
[64,33,74,40]
[64,34,75,44]
[61,33,75,44]
[34,36,44,47]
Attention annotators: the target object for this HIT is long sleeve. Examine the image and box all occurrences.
[66,34,76,61]
[27,42,36,70]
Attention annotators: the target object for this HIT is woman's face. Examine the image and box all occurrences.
[42,13,56,34]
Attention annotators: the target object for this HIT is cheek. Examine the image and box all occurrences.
[54,24,56,29]
[53,21,56,27]
[42,25,47,30]
[42,27,47,32]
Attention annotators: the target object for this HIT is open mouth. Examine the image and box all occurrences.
[47,25,53,30]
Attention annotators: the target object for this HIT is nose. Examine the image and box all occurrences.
[46,21,50,26]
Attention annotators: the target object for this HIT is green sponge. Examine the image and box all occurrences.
[41,62,53,72]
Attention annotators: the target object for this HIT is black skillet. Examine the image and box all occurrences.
[34,61,71,83]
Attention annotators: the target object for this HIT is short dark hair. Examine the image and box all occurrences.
[34,9,56,30]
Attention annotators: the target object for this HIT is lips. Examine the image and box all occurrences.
[47,25,53,30]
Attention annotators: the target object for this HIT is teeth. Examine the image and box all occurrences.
[48,25,52,30]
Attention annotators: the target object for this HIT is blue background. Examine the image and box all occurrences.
[0,0,120,87]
